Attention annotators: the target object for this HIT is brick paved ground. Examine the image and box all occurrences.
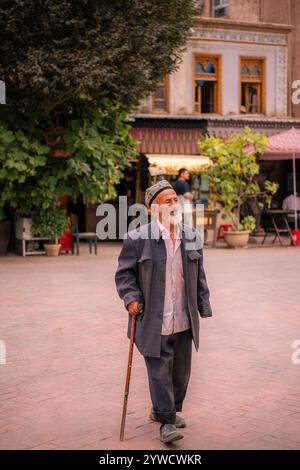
[0,242,300,450]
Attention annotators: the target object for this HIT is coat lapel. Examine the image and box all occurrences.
[180,225,189,282]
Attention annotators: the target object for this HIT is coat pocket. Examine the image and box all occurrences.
[138,253,153,263]
[186,250,200,284]
[187,250,201,261]
[137,243,156,263]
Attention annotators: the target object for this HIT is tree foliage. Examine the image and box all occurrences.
[199,127,279,230]
[0,0,195,118]
[0,0,195,221]
[0,98,136,219]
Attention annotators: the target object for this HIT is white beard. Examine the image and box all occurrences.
[161,209,182,229]
[168,211,182,226]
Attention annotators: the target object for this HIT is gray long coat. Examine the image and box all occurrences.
[115,221,212,358]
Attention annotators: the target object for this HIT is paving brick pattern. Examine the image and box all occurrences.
[0,243,300,450]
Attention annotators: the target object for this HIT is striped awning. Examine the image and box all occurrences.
[246,128,300,160]
[130,127,203,155]
[261,128,300,160]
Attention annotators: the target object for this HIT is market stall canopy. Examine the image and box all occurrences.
[258,127,300,230]
[147,154,211,175]
[259,128,300,160]
[130,127,211,173]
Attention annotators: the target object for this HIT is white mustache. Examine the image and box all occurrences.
[162,210,182,224]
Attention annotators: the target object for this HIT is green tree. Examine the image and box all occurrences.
[0,0,195,119]
[199,127,279,231]
[0,1,195,221]
[0,98,136,219]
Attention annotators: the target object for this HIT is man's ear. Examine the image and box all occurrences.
[150,202,160,217]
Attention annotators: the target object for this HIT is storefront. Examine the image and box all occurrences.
[81,116,300,233]
[129,120,211,206]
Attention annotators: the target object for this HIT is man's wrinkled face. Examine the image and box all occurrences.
[150,188,182,227]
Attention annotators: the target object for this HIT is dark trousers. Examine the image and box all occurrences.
[144,329,192,425]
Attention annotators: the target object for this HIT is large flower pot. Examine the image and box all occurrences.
[223,230,250,248]
[0,220,12,255]
[44,243,61,256]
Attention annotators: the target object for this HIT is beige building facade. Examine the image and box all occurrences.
[139,0,295,120]
[127,1,300,212]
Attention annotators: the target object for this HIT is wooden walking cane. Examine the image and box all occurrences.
[120,302,143,441]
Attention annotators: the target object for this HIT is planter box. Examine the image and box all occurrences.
[15,217,50,256]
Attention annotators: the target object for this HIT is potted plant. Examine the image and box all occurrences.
[32,208,69,256]
[199,127,278,248]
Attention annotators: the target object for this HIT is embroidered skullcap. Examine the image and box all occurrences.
[145,179,174,208]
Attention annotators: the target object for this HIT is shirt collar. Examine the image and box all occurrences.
[154,217,181,240]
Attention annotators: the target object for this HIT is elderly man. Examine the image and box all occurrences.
[173,168,193,226]
[115,180,212,444]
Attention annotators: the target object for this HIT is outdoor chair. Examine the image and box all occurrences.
[70,213,98,255]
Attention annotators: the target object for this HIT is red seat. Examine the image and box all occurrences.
[58,226,72,253]
[217,224,233,241]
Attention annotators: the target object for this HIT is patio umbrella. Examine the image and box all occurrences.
[259,128,300,230]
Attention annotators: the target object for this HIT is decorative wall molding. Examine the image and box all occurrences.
[276,47,288,116]
[190,27,288,46]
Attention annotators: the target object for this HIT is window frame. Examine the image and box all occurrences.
[211,0,230,18]
[193,53,222,115]
[151,76,169,113]
[239,56,266,115]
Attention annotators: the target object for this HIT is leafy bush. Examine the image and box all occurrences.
[0,126,48,220]
[32,208,69,242]
[237,215,256,232]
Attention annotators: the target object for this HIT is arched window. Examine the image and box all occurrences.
[240,58,265,114]
[152,76,169,113]
[194,55,221,114]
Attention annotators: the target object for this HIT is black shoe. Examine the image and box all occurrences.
[160,424,184,444]
[149,409,186,428]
